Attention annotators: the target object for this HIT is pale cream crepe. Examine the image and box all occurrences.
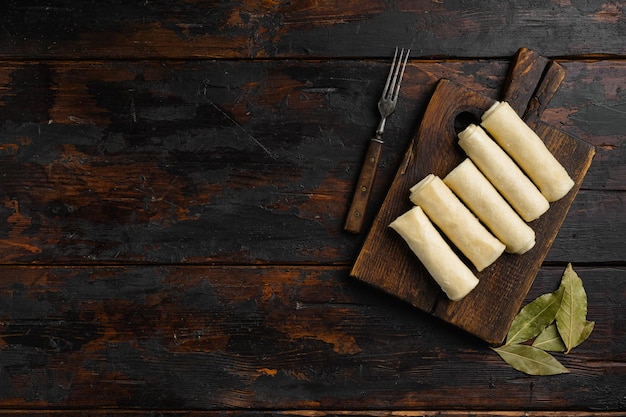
[409,174,505,272]
[481,101,574,202]
[458,124,550,222]
[444,159,536,255]
[389,206,479,301]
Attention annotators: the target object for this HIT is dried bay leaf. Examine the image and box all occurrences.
[556,263,588,353]
[532,322,566,352]
[505,286,564,345]
[576,320,595,348]
[531,320,594,353]
[493,344,569,376]
[495,264,594,375]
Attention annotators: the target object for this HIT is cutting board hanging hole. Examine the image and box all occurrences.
[454,111,480,135]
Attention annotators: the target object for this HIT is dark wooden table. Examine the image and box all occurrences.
[0,2,624,416]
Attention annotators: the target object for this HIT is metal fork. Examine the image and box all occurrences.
[344,48,410,234]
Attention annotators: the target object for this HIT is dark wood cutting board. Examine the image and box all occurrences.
[350,49,596,345]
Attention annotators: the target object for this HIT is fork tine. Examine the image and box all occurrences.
[381,47,399,98]
[391,48,410,101]
[386,48,403,99]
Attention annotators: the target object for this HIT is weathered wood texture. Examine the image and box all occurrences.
[0,265,623,411]
[0,60,623,265]
[1,2,624,414]
[0,413,621,417]
[0,1,625,59]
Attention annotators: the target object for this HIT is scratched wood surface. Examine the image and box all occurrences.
[1,1,625,59]
[1,59,624,265]
[0,1,625,415]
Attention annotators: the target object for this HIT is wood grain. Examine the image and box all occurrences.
[0,413,619,417]
[524,61,568,128]
[502,47,550,115]
[0,265,622,410]
[0,5,624,410]
[0,2,624,59]
[344,139,383,234]
[0,60,623,265]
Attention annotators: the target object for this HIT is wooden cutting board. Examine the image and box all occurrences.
[350,49,596,345]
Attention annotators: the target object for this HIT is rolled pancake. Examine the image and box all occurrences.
[409,174,505,272]
[444,159,536,255]
[389,206,479,301]
[458,124,550,222]
[481,101,574,202]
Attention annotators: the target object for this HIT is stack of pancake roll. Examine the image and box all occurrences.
[390,101,575,301]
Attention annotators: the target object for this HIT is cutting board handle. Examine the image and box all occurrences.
[503,47,567,121]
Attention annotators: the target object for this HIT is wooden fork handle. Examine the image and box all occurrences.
[344,139,383,234]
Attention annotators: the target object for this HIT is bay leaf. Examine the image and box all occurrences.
[575,320,595,348]
[556,263,588,353]
[493,344,569,376]
[532,322,566,352]
[505,286,564,345]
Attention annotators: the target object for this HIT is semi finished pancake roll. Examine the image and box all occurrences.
[444,159,536,255]
[409,174,505,272]
[458,124,550,222]
[481,101,575,202]
[389,206,479,301]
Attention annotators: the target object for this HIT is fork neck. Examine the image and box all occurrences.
[375,118,387,140]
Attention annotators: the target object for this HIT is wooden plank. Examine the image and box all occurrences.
[0,265,623,410]
[0,60,623,265]
[0,412,621,417]
[547,189,626,263]
[1,2,624,59]
[0,59,501,266]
